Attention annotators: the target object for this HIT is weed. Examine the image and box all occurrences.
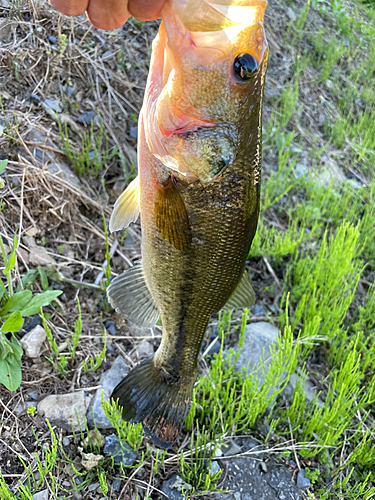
[82,326,107,372]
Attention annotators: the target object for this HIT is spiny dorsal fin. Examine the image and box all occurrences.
[107,261,159,328]
[109,176,140,232]
[223,269,256,310]
[154,177,192,251]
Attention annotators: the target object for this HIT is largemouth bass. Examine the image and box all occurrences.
[108,0,268,448]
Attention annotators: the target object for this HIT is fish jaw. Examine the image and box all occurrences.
[141,0,268,184]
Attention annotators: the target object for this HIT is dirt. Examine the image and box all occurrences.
[0,0,368,497]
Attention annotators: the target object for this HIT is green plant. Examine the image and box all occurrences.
[82,326,107,372]
[59,115,119,178]
[27,405,37,417]
[0,235,62,390]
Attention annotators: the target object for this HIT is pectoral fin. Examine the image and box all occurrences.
[107,261,159,328]
[154,177,192,251]
[109,176,140,232]
[223,270,256,310]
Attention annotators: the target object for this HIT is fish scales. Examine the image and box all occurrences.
[108,0,268,447]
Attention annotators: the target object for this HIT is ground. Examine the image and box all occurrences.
[0,0,375,498]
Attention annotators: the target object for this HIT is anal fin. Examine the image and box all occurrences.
[109,176,140,232]
[107,261,159,328]
[154,177,192,251]
[223,269,256,311]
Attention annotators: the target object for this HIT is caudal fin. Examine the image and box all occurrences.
[111,358,194,448]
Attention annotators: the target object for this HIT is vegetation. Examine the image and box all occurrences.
[1,0,375,498]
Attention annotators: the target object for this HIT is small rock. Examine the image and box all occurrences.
[222,440,242,456]
[77,110,98,125]
[101,50,113,59]
[251,304,266,317]
[63,437,70,446]
[129,126,138,139]
[234,322,286,396]
[112,479,122,492]
[88,482,100,492]
[38,392,91,431]
[296,469,311,489]
[46,161,82,188]
[13,401,35,416]
[103,434,137,466]
[112,180,126,198]
[81,452,104,470]
[44,99,63,113]
[48,36,57,43]
[21,325,46,358]
[32,490,48,500]
[161,475,191,500]
[86,356,128,428]
[135,340,154,359]
[20,315,41,334]
[28,392,39,401]
[286,7,296,21]
[29,246,56,269]
[210,461,221,476]
[105,320,116,336]
[26,226,39,237]
[284,372,324,408]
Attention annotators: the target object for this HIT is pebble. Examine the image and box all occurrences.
[48,36,57,43]
[222,440,242,456]
[135,340,154,359]
[161,475,191,500]
[284,372,324,408]
[103,434,137,466]
[251,304,266,317]
[77,110,98,125]
[105,320,116,335]
[112,479,122,492]
[129,126,138,139]
[86,356,128,428]
[286,6,296,21]
[44,99,62,113]
[37,392,91,431]
[296,469,311,489]
[210,461,221,476]
[28,392,39,401]
[62,437,70,447]
[234,322,286,396]
[112,180,126,198]
[13,400,35,416]
[32,490,48,500]
[29,246,56,269]
[21,325,46,358]
[88,482,100,492]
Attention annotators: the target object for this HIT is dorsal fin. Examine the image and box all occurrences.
[223,269,256,310]
[109,176,140,232]
[107,261,159,329]
[154,177,192,251]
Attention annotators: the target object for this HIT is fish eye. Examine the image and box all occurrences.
[233,53,258,81]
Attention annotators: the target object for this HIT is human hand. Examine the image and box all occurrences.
[49,0,165,30]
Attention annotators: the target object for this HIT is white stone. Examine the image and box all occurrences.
[38,392,91,431]
[21,325,46,358]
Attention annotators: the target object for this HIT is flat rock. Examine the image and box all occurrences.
[234,322,284,395]
[212,457,301,500]
[21,325,46,358]
[284,372,324,408]
[161,475,191,500]
[135,340,154,359]
[29,246,56,269]
[86,356,128,428]
[38,392,91,431]
[33,489,48,500]
[296,469,311,489]
[103,433,137,466]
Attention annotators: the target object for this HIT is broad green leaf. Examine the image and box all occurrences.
[20,269,38,290]
[0,311,24,333]
[3,235,18,274]
[0,290,32,317]
[0,286,4,302]
[0,353,22,391]
[0,159,7,175]
[38,266,49,291]
[0,334,13,360]
[21,290,62,316]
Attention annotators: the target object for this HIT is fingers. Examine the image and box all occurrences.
[49,0,88,16]
[128,0,164,21]
[86,0,130,30]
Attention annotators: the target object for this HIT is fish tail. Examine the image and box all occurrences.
[111,358,194,448]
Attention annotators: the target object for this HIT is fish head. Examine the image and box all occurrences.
[143,0,268,185]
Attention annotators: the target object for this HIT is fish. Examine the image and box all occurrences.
[107,0,268,448]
